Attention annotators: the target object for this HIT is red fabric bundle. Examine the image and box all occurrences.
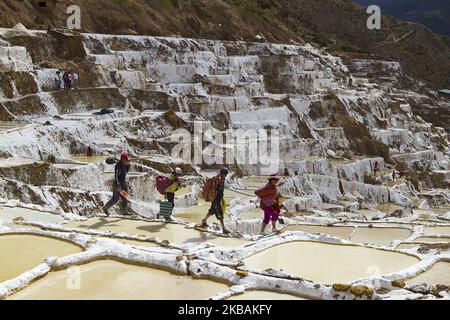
[255,183,278,207]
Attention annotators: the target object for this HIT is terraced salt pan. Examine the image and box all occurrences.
[0,121,27,132]
[0,206,64,224]
[9,260,229,300]
[0,157,42,168]
[350,227,411,246]
[228,290,307,300]
[67,217,248,247]
[224,189,254,202]
[173,203,226,223]
[413,237,450,243]
[0,234,82,282]
[406,262,450,286]
[53,163,86,169]
[356,209,380,220]
[377,203,403,214]
[69,155,108,163]
[239,177,269,189]
[424,226,450,235]
[285,225,354,239]
[244,241,419,284]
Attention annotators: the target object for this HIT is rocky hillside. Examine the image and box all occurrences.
[354,0,450,37]
[0,0,448,88]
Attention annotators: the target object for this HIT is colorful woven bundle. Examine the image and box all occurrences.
[255,183,278,207]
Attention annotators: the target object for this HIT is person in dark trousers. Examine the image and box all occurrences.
[103,153,131,215]
[54,71,61,90]
[165,167,183,209]
[374,161,380,174]
[157,167,184,221]
[201,167,230,234]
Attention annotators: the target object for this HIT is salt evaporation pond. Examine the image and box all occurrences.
[423,226,450,235]
[406,262,450,286]
[69,155,108,163]
[0,121,27,132]
[0,157,42,168]
[173,203,223,223]
[0,206,64,224]
[244,241,419,284]
[350,227,411,246]
[285,225,354,239]
[67,217,248,247]
[228,290,307,300]
[0,234,82,282]
[377,203,404,214]
[413,237,450,243]
[9,260,229,300]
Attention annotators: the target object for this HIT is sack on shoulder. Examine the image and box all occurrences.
[202,177,218,202]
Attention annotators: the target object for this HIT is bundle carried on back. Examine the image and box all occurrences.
[255,183,278,207]
[202,176,220,202]
[156,175,174,196]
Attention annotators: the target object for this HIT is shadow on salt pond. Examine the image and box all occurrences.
[284,224,411,246]
[67,217,249,247]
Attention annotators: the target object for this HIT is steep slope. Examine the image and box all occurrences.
[0,0,448,88]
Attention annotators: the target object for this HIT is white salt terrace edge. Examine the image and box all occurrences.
[1,217,449,300]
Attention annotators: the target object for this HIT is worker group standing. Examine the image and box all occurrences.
[54,70,78,91]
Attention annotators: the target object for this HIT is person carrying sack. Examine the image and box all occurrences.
[255,174,281,235]
[200,167,230,235]
[103,153,131,215]
[156,167,184,221]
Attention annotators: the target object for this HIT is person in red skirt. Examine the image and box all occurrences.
[255,174,281,235]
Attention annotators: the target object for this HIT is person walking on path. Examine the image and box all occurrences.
[256,174,281,235]
[103,153,131,215]
[164,167,184,209]
[201,167,230,235]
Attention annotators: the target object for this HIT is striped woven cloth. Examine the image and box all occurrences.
[255,183,278,207]
[159,201,173,218]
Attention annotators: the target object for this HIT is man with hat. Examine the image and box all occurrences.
[255,174,281,235]
[103,153,131,215]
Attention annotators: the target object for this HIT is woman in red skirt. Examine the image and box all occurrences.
[255,174,281,235]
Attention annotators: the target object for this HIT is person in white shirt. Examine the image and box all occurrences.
[73,72,79,90]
